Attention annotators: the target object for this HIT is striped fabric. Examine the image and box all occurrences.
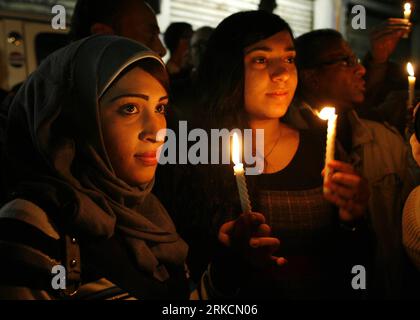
[258,186,336,255]
[255,186,341,299]
[74,278,136,300]
[403,186,420,271]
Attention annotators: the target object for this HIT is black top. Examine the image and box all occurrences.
[249,129,326,190]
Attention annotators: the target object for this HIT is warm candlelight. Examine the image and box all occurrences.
[232,132,252,214]
[403,3,412,38]
[318,107,338,194]
[404,3,412,20]
[407,62,416,109]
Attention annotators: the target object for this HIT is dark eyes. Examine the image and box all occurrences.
[285,57,295,64]
[253,57,267,64]
[120,104,139,115]
[155,104,168,115]
[252,56,295,65]
[119,103,168,116]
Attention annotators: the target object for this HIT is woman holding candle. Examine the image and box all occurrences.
[193,11,370,299]
[0,35,190,299]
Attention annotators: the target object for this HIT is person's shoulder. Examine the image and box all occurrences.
[0,198,60,240]
[0,198,61,258]
[0,199,62,297]
[360,117,401,137]
[357,118,410,177]
[0,198,61,269]
[359,117,406,147]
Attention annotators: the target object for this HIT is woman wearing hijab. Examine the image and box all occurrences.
[193,11,371,299]
[0,35,189,299]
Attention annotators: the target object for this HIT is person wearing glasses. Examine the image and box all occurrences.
[286,29,415,299]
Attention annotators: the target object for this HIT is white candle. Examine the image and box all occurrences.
[232,132,252,214]
[403,2,411,39]
[404,3,412,20]
[403,3,412,38]
[407,62,416,109]
[318,107,338,194]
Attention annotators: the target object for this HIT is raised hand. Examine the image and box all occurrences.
[370,18,411,64]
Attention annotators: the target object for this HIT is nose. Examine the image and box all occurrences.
[271,62,290,82]
[139,109,166,144]
[155,36,167,58]
[355,62,366,77]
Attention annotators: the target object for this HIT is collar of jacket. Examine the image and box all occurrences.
[297,100,375,148]
[346,109,374,148]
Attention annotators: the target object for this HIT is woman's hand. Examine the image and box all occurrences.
[323,160,370,222]
[218,212,287,269]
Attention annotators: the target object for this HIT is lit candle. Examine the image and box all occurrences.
[407,62,416,109]
[403,3,412,38]
[232,132,252,214]
[318,107,338,194]
[404,3,412,20]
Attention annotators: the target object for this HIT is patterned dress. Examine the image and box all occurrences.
[247,130,349,299]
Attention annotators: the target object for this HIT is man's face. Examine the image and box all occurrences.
[307,39,366,111]
[117,2,167,57]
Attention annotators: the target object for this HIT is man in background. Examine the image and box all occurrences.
[70,0,167,57]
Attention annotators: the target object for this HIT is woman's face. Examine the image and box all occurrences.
[244,30,297,121]
[100,67,168,186]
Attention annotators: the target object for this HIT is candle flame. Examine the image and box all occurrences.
[407,62,415,76]
[232,132,241,165]
[404,3,411,11]
[317,106,336,121]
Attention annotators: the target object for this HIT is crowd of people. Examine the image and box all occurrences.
[0,0,419,300]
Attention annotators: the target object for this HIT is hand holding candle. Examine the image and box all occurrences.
[318,107,338,194]
[407,62,416,109]
[232,132,252,214]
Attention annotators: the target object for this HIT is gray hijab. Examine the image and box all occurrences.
[3,35,187,281]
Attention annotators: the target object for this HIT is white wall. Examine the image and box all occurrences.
[313,0,336,29]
